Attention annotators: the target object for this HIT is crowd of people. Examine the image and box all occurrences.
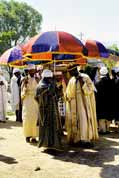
[0,63,119,151]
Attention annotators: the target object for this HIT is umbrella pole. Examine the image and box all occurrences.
[53,61,56,73]
[53,54,56,73]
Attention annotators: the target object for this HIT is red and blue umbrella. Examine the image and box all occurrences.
[0,46,23,65]
[85,40,109,58]
[22,31,87,62]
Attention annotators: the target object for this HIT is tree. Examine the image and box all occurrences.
[0,0,43,54]
[108,44,119,51]
[102,44,119,70]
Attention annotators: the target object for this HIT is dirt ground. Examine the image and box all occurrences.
[0,115,119,178]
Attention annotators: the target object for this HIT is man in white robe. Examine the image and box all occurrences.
[21,64,38,143]
[0,69,8,123]
[10,68,21,122]
[65,64,99,148]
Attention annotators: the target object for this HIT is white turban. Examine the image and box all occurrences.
[28,64,36,70]
[99,66,108,76]
[13,68,20,74]
[41,69,53,78]
[114,67,119,73]
[54,71,62,76]
[37,65,43,71]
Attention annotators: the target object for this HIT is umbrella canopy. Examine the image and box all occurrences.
[0,46,23,65]
[85,40,109,58]
[22,31,87,61]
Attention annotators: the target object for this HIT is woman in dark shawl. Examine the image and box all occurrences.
[35,69,63,151]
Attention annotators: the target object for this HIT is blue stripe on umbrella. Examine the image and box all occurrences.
[54,54,75,60]
[8,47,22,63]
[32,31,59,53]
[96,41,109,58]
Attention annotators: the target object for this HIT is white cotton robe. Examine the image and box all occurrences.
[0,76,8,121]
[10,75,20,111]
[65,74,99,143]
[21,76,38,138]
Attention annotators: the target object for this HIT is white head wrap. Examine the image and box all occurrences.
[97,62,105,68]
[28,64,36,70]
[13,68,20,74]
[99,66,108,76]
[54,71,62,76]
[37,65,43,71]
[41,69,53,78]
[114,67,119,73]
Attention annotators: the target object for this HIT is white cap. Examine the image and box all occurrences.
[97,62,105,68]
[41,69,53,78]
[28,64,36,70]
[54,71,62,76]
[13,68,20,74]
[37,65,43,71]
[99,66,108,76]
[114,67,119,73]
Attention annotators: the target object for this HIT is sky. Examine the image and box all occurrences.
[17,0,119,45]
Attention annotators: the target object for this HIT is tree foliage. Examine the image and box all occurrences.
[0,0,43,54]
[108,44,119,51]
[105,44,119,69]
[102,59,116,70]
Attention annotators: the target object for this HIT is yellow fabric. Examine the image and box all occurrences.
[82,74,99,140]
[21,76,39,137]
[23,119,39,138]
[65,74,99,143]
[65,76,76,100]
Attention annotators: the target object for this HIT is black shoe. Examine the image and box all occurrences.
[31,138,37,143]
[68,142,79,147]
[99,131,108,135]
[0,120,6,123]
[26,137,31,143]
[84,142,94,148]
[78,141,94,148]
[105,131,110,134]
